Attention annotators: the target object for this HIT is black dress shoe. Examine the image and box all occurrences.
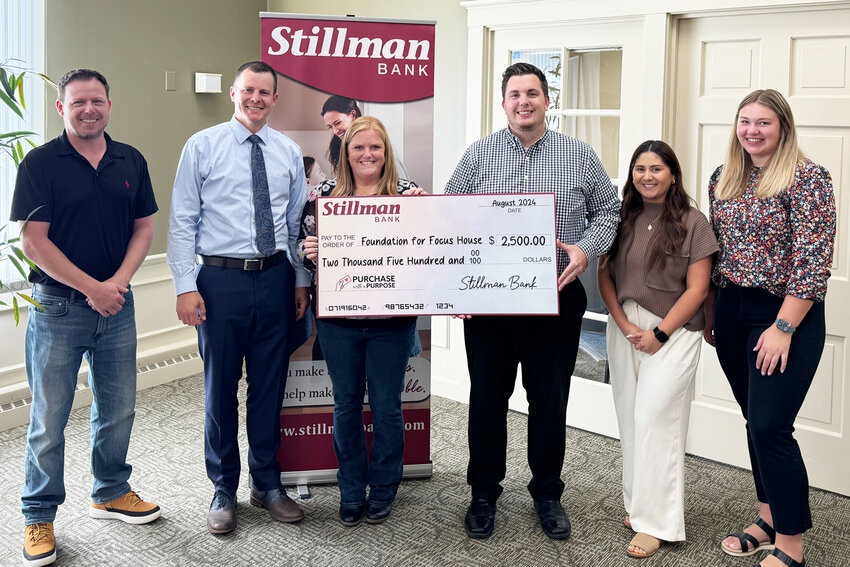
[207,490,236,535]
[464,498,496,539]
[339,503,366,526]
[365,500,393,524]
[534,499,571,540]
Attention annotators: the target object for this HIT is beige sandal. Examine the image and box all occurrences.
[627,532,662,558]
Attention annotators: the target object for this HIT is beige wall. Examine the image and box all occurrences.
[270,0,468,194]
[43,0,268,253]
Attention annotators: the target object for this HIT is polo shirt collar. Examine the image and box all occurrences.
[229,115,270,145]
[56,130,126,159]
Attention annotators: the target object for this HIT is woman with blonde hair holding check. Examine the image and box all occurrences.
[298,116,423,527]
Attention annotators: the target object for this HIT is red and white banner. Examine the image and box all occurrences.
[262,17,434,102]
[263,12,435,485]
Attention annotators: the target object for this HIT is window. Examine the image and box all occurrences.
[511,47,622,179]
[1,0,44,286]
[512,47,624,384]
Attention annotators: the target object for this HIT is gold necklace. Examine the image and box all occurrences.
[647,213,662,231]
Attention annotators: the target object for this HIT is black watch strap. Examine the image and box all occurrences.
[653,326,670,344]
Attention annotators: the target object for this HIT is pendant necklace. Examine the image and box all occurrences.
[647,213,662,231]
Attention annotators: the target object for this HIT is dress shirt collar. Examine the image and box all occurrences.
[228,115,271,145]
[503,126,551,152]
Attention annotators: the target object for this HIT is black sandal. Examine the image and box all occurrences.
[755,548,805,567]
[721,517,776,557]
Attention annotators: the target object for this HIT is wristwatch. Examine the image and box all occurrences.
[652,326,670,344]
[775,318,796,334]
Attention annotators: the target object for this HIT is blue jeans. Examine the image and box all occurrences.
[22,288,138,524]
[316,318,416,507]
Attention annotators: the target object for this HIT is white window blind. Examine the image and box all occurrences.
[1,0,44,285]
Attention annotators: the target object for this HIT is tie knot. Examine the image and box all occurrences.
[248,134,262,146]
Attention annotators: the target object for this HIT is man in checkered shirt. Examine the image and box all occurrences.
[445,62,620,541]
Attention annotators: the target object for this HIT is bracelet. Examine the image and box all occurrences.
[653,326,669,344]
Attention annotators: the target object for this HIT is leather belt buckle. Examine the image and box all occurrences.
[243,258,263,271]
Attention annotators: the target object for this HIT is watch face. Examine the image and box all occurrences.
[776,319,795,333]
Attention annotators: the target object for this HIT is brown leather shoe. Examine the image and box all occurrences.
[250,488,304,523]
[207,490,236,535]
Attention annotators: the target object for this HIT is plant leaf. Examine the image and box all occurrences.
[0,88,23,118]
[22,205,45,224]
[0,67,11,97]
[36,73,57,89]
[16,292,43,312]
[0,131,37,139]
[16,74,25,111]
[12,296,20,326]
[11,244,39,272]
[7,254,28,280]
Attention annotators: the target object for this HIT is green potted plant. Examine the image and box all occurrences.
[1,60,53,324]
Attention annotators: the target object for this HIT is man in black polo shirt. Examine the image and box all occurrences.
[11,69,160,567]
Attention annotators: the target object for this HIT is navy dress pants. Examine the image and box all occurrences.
[463,279,587,503]
[196,261,295,494]
[714,283,825,535]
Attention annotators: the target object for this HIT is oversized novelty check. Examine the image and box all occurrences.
[315,193,559,317]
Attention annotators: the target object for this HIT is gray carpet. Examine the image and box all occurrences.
[1,374,848,566]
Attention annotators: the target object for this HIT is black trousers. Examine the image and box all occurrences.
[714,284,825,535]
[196,261,295,494]
[463,279,586,503]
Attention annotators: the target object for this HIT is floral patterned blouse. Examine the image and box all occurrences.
[708,159,836,301]
[296,178,418,277]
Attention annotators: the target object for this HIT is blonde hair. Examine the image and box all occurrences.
[714,89,805,200]
[330,116,399,197]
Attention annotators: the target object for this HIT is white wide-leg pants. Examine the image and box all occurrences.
[607,300,702,542]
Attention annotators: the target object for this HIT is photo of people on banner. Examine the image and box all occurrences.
[261,14,435,491]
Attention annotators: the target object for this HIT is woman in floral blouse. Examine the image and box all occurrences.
[706,89,836,567]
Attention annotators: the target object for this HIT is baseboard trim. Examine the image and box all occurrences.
[281,462,433,487]
[0,351,203,432]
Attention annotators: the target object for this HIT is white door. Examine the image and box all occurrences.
[673,7,850,495]
[488,20,646,436]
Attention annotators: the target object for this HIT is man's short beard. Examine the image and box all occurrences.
[69,126,105,140]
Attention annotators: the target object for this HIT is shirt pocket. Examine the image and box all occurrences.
[645,253,690,293]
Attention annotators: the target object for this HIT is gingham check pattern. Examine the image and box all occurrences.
[445,128,620,274]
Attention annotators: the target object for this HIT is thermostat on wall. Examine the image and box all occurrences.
[195,73,222,94]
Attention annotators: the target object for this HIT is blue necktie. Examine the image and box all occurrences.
[249,134,276,257]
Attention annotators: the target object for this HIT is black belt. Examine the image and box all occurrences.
[198,251,286,271]
[33,283,79,299]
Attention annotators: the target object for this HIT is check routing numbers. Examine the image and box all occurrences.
[315,193,559,317]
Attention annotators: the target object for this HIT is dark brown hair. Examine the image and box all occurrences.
[322,95,362,170]
[501,62,548,99]
[58,69,109,101]
[605,140,693,270]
